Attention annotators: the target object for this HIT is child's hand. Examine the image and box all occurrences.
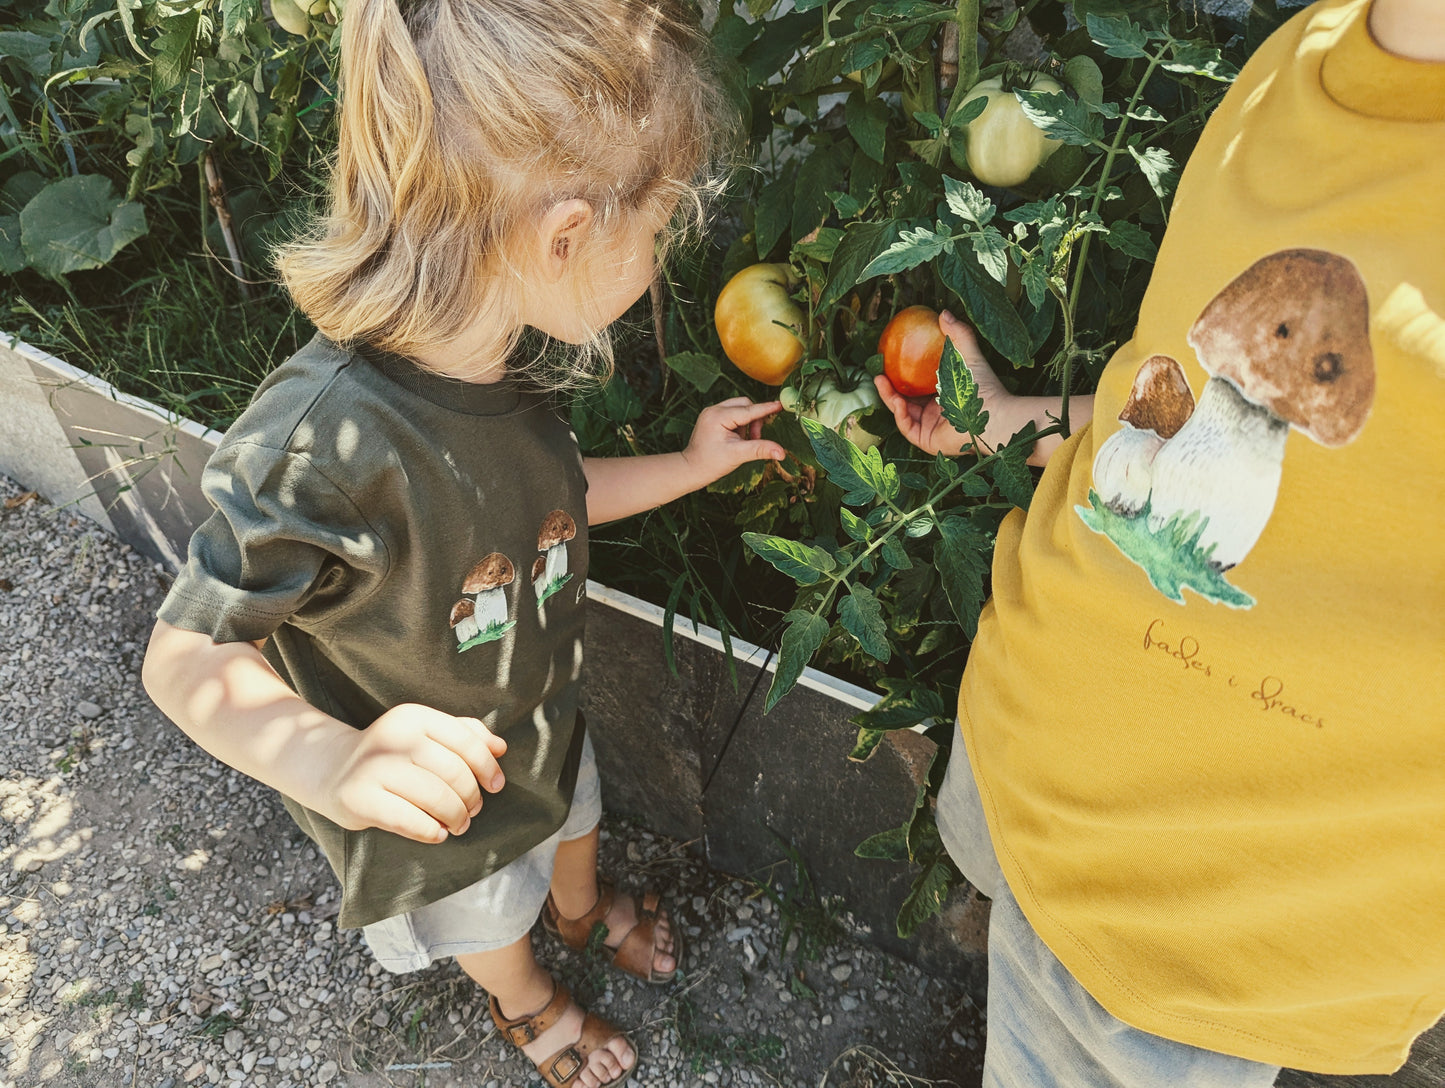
[680,397,787,486]
[874,312,1014,456]
[316,703,509,844]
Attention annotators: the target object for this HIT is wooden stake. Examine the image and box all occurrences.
[203,152,252,301]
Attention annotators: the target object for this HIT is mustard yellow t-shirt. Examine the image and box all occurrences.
[958,0,1445,1072]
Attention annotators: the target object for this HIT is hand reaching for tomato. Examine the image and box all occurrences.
[876,311,1093,469]
[874,312,1018,457]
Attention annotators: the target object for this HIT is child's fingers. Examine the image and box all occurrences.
[427,716,506,795]
[360,790,451,845]
[395,763,473,836]
[740,439,787,463]
[410,740,485,817]
[713,399,783,429]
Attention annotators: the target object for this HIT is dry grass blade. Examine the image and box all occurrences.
[818,1044,961,1088]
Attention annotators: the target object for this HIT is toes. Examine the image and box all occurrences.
[606,1033,636,1070]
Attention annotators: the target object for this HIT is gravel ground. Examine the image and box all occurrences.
[0,476,983,1088]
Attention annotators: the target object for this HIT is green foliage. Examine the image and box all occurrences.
[0,0,338,280]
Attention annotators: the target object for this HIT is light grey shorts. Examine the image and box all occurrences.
[935,733,1281,1088]
[363,732,603,974]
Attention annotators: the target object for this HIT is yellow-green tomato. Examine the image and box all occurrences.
[781,373,885,451]
[270,0,313,36]
[957,74,1065,188]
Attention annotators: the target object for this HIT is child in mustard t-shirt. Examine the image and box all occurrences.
[876,0,1444,1084]
[141,3,786,1086]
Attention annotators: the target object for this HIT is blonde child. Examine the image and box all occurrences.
[876,0,1444,1083]
[141,2,785,1085]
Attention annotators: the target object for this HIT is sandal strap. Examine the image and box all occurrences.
[490,981,573,1048]
[542,1011,624,1086]
[612,913,660,981]
[549,881,617,950]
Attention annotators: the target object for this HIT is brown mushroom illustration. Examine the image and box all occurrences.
[449,598,478,645]
[534,509,578,605]
[459,552,515,643]
[1092,355,1195,517]
[1147,249,1375,570]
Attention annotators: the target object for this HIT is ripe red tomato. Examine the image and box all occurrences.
[880,306,945,397]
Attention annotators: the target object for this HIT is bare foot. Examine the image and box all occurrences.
[499,986,634,1088]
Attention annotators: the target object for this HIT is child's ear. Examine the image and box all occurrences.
[537,198,595,283]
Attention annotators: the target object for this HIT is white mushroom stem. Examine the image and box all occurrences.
[543,543,568,584]
[1146,376,1289,571]
[474,587,509,629]
[533,566,548,597]
[454,614,480,644]
[1093,425,1165,517]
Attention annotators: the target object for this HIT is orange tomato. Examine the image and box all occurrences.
[714,264,805,385]
[880,305,945,397]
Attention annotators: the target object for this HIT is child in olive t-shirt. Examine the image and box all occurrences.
[877,0,1444,1083]
[142,3,786,1086]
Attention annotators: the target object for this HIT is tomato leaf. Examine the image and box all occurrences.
[1015,90,1105,148]
[664,351,721,393]
[1129,144,1177,200]
[857,224,954,281]
[991,440,1035,511]
[936,336,989,438]
[1163,41,1238,82]
[742,532,836,584]
[755,174,794,259]
[765,609,829,712]
[821,218,898,306]
[799,416,876,504]
[840,507,871,542]
[1103,219,1157,262]
[938,248,1034,366]
[792,143,851,245]
[934,515,990,638]
[839,584,891,662]
[970,228,1010,285]
[845,94,890,164]
[942,176,993,228]
[1086,13,1153,59]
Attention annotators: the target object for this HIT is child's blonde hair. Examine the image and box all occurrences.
[277,0,734,381]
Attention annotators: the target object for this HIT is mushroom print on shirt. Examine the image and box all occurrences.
[451,552,518,652]
[1077,249,1375,609]
[532,510,577,608]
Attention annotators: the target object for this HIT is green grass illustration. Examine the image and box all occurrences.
[1075,490,1255,609]
[535,571,573,606]
[456,619,516,653]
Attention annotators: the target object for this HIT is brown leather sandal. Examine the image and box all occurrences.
[542,878,681,985]
[489,981,633,1088]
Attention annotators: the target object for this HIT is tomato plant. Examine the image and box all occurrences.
[714,263,806,384]
[684,0,1283,938]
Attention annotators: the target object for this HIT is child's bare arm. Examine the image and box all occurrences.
[142,620,508,844]
[582,398,786,525]
[875,313,1095,468]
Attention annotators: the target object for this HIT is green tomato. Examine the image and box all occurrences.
[783,372,885,451]
[954,73,1065,188]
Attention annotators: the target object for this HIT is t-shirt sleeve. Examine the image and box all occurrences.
[158,439,389,643]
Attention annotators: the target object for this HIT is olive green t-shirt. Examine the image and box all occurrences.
[158,335,590,928]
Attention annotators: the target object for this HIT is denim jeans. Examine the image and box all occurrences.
[935,734,1281,1088]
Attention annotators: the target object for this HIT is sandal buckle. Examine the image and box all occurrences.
[508,1022,537,1045]
[550,1047,584,1081]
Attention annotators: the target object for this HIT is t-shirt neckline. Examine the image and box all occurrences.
[359,348,525,416]
[1318,0,1445,121]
